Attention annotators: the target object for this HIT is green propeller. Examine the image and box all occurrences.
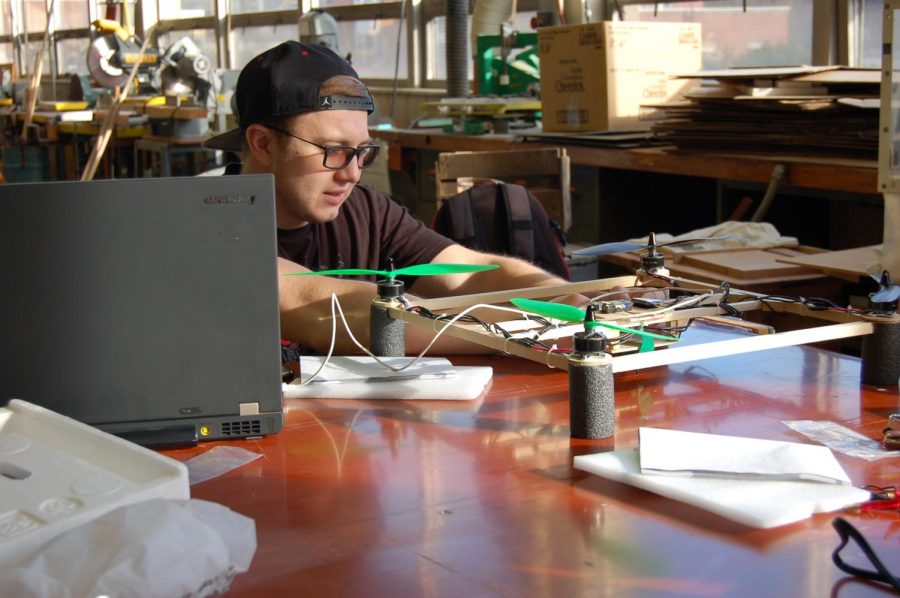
[510,298,676,353]
[284,263,500,279]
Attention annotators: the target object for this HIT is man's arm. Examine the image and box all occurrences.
[410,243,569,298]
[277,257,493,355]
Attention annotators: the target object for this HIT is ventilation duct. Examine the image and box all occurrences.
[471,0,515,53]
[445,0,469,97]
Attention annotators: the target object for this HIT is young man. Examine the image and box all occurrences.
[206,41,571,354]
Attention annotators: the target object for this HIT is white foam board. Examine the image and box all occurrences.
[284,366,493,400]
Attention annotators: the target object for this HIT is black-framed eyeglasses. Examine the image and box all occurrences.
[266,125,380,170]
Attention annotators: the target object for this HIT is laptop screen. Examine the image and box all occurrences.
[0,175,283,439]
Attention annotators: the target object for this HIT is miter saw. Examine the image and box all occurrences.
[86,17,159,91]
[153,37,215,105]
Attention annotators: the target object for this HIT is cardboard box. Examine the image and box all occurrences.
[538,21,702,132]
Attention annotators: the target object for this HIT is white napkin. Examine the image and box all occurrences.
[638,427,852,484]
[575,449,870,529]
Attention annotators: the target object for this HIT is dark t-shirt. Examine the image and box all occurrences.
[277,185,454,290]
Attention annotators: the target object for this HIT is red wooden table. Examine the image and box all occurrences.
[164,323,900,596]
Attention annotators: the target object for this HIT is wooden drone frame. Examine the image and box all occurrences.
[385,273,897,374]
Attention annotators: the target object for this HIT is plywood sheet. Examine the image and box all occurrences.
[776,245,881,281]
[601,246,825,287]
[679,248,819,278]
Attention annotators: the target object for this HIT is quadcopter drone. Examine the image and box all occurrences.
[288,243,900,440]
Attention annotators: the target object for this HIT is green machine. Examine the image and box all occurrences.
[419,29,540,134]
[475,30,539,97]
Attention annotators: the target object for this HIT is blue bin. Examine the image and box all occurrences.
[2,145,50,182]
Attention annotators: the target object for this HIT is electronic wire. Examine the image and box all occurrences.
[299,283,771,385]
[756,293,865,315]
[297,295,548,384]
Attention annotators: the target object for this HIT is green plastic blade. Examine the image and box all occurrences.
[283,268,386,277]
[513,298,676,347]
[393,263,500,277]
[592,321,675,342]
[511,298,586,322]
[283,263,499,279]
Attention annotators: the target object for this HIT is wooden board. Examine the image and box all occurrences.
[678,247,820,278]
[602,246,825,287]
[144,104,207,119]
[792,68,880,85]
[775,245,881,281]
[673,66,838,81]
[141,134,212,145]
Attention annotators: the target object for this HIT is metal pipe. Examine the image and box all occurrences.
[750,163,787,223]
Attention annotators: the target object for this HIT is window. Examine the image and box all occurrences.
[427,15,468,81]
[622,0,813,69]
[312,0,385,6]
[23,40,51,73]
[231,23,299,67]
[157,0,215,19]
[56,37,90,75]
[56,0,91,29]
[24,0,48,32]
[338,18,406,79]
[0,4,11,35]
[856,0,881,67]
[232,0,298,12]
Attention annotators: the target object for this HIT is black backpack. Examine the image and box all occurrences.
[433,182,570,280]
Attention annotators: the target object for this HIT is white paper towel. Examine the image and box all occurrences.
[575,447,870,529]
[638,427,853,484]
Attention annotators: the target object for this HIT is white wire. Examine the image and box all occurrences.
[625,290,717,322]
[296,288,718,385]
[297,293,341,385]
[298,294,532,383]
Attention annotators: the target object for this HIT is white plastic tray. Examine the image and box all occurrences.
[0,399,190,567]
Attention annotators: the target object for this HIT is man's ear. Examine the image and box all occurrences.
[245,124,275,168]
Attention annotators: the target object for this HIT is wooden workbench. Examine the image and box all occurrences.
[372,128,878,195]
[374,127,890,280]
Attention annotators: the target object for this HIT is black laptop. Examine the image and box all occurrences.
[0,174,283,447]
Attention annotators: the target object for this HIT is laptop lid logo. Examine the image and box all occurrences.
[203,195,255,205]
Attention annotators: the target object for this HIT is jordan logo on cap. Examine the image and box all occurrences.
[320,96,332,108]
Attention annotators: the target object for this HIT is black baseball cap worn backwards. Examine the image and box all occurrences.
[204,41,374,152]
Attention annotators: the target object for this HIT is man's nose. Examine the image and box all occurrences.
[336,156,363,181]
